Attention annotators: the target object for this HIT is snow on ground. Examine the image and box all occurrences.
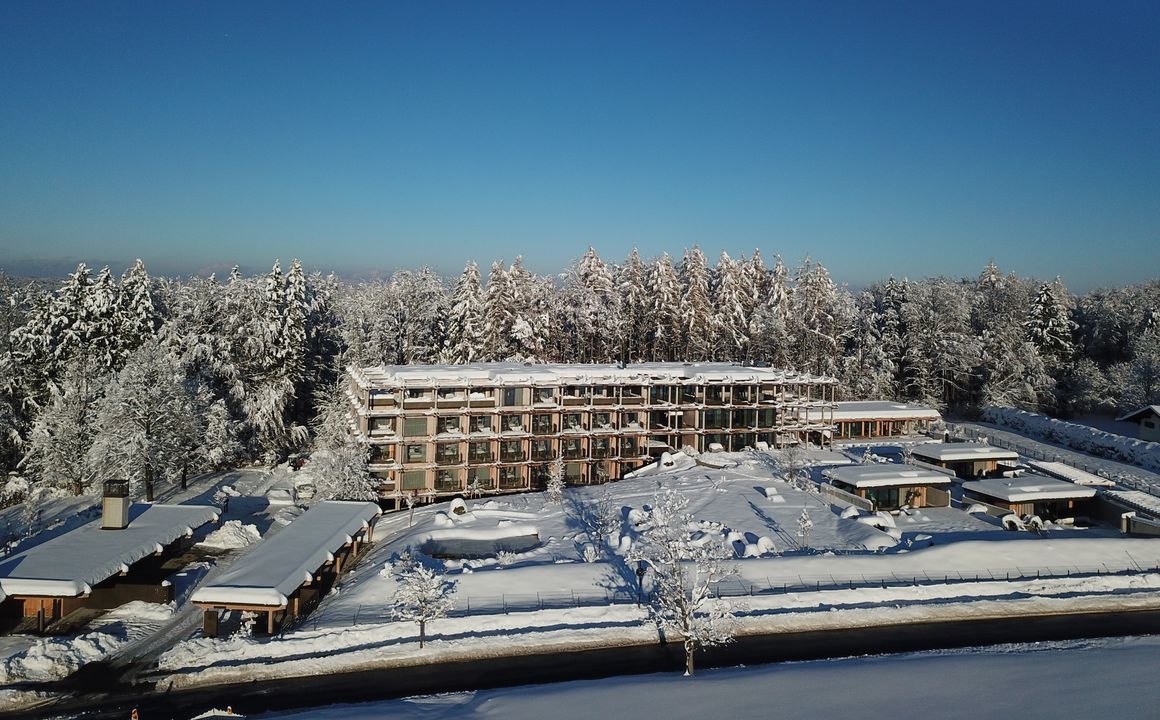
[0,600,174,683]
[157,449,1160,690]
[198,520,262,550]
[252,635,1160,720]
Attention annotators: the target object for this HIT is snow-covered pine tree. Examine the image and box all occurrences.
[1121,329,1160,410]
[20,355,107,495]
[615,248,649,363]
[390,553,457,648]
[678,247,716,361]
[628,487,738,677]
[115,259,158,366]
[309,380,377,501]
[560,247,619,363]
[482,260,514,361]
[712,252,749,362]
[87,340,200,501]
[443,261,486,364]
[839,292,896,400]
[790,257,851,377]
[646,254,682,362]
[1024,278,1076,371]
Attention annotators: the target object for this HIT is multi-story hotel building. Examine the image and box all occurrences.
[346,362,837,507]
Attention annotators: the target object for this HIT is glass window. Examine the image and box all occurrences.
[405,444,426,463]
[403,417,428,437]
[401,470,427,490]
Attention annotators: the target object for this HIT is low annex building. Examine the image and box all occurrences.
[961,476,1098,521]
[823,464,953,511]
[806,401,942,441]
[192,500,381,636]
[0,486,218,633]
[346,362,837,506]
[910,442,1020,480]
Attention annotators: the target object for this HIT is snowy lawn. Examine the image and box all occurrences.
[250,635,1160,720]
[157,450,1160,690]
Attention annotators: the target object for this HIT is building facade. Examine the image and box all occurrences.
[346,362,837,507]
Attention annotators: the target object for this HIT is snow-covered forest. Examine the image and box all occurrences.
[0,249,1158,508]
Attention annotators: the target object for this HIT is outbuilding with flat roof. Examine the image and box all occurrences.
[192,500,381,636]
[0,503,218,632]
[824,464,953,511]
[910,442,1020,479]
[961,475,1097,521]
[807,401,942,441]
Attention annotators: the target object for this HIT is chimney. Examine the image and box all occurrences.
[102,479,131,530]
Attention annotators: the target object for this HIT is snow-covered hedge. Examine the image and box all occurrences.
[981,407,1160,474]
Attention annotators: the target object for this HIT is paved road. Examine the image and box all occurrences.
[10,609,1160,720]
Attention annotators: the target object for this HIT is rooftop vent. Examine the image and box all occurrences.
[102,479,131,530]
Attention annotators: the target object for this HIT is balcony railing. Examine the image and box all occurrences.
[468,453,495,464]
[500,452,527,463]
[436,455,462,466]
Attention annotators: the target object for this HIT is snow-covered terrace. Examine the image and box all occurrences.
[0,504,218,599]
[961,476,1098,503]
[348,362,836,390]
[191,501,381,609]
[804,401,942,423]
[911,442,1019,463]
[824,464,953,489]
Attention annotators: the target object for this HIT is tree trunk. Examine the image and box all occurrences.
[145,465,155,502]
[684,637,695,676]
[419,619,426,649]
[181,462,188,490]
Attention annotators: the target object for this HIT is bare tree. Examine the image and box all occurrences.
[390,551,456,649]
[629,487,738,676]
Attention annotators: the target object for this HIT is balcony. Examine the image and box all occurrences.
[592,448,614,459]
[562,448,585,461]
[499,451,527,463]
[468,453,495,464]
[435,454,462,466]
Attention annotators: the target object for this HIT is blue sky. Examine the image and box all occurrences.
[1,1,1157,290]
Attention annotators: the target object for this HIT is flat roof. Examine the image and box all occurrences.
[192,501,381,609]
[962,475,1098,503]
[825,464,953,488]
[0,504,218,599]
[807,401,942,422]
[1027,460,1116,487]
[349,362,836,390]
[911,442,1019,463]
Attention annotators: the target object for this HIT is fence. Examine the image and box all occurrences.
[316,560,1160,630]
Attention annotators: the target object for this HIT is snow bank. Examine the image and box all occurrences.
[198,520,262,550]
[983,407,1160,473]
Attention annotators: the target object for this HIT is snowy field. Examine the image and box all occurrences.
[255,635,1160,720]
[157,448,1160,689]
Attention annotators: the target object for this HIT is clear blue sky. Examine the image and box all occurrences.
[1,1,1157,290]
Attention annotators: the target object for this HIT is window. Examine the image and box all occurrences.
[435,443,460,464]
[1145,420,1156,429]
[531,438,553,461]
[502,415,524,432]
[532,414,554,434]
[401,470,427,491]
[436,469,460,491]
[500,440,524,462]
[405,444,426,463]
[534,388,555,404]
[563,413,583,431]
[502,388,521,407]
[437,416,461,434]
[403,417,428,437]
[468,441,492,462]
[593,412,613,429]
[369,417,394,434]
[470,416,493,433]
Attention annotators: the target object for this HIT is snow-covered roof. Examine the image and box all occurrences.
[825,464,953,488]
[1116,406,1160,423]
[1027,460,1116,487]
[348,362,836,390]
[962,476,1098,503]
[910,442,1019,463]
[1104,489,1160,518]
[0,504,218,598]
[191,501,381,608]
[805,401,942,423]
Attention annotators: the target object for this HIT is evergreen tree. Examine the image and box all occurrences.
[443,261,486,364]
[615,248,649,363]
[645,254,682,362]
[1024,278,1076,370]
[712,252,749,362]
[678,247,715,361]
